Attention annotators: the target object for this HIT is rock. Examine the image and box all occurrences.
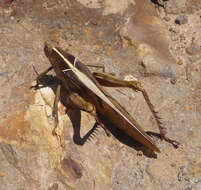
[0,0,201,190]
[2,0,14,4]
[175,15,188,25]
[170,78,177,84]
[141,54,175,78]
[163,15,171,22]
[177,60,183,65]
[121,9,178,78]
[47,183,59,190]
[146,148,187,183]
[186,0,201,13]
[186,43,201,55]
[164,0,187,14]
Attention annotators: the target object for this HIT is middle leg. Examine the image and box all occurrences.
[69,92,110,136]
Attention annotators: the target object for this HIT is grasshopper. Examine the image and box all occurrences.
[34,42,179,153]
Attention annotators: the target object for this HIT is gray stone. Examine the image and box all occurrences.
[186,43,201,55]
[175,15,188,25]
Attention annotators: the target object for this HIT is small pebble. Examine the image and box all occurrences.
[180,34,185,40]
[170,78,177,84]
[10,16,14,20]
[171,34,179,41]
[0,172,7,177]
[177,60,183,65]
[137,151,143,156]
[174,26,180,33]
[90,20,98,25]
[185,105,190,111]
[175,15,188,25]
[186,43,201,55]
[163,16,171,22]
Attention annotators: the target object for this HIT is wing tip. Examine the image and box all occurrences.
[153,146,161,153]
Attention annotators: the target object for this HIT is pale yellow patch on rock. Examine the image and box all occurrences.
[77,0,102,9]
[24,87,67,164]
[124,75,138,82]
[103,0,135,15]
[136,43,153,60]
[78,0,135,15]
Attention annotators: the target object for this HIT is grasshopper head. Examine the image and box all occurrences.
[44,42,75,72]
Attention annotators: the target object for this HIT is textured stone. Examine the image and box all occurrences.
[0,0,201,190]
[175,15,188,25]
[121,7,178,78]
[186,43,201,55]
[164,0,187,14]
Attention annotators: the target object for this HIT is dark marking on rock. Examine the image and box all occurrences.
[175,15,188,25]
[61,157,83,179]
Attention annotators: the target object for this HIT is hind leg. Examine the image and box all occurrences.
[92,72,179,147]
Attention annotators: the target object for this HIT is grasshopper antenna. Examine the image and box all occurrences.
[32,64,39,76]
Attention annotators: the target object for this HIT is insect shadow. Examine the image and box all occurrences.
[33,74,157,158]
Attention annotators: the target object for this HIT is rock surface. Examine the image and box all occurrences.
[175,14,188,25]
[0,0,201,190]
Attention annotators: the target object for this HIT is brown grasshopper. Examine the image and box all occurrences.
[34,42,179,153]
